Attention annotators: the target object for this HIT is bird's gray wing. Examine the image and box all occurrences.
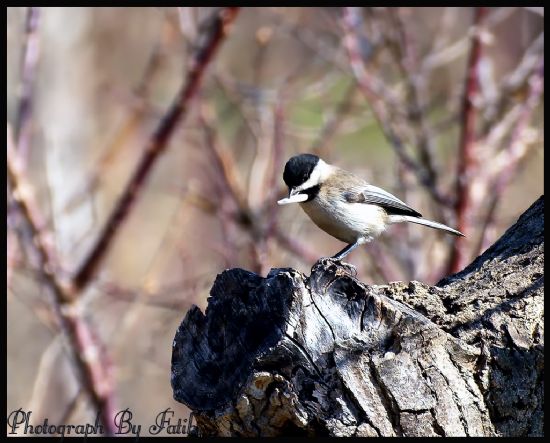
[343,184,422,217]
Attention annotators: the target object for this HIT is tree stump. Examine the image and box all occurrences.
[171,196,544,437]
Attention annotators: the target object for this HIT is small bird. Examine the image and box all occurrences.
[278,153,463,260]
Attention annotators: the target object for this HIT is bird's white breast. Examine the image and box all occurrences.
[300,197,387,244]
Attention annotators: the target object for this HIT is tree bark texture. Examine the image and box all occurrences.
[171,196,544,437]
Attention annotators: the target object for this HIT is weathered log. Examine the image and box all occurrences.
[171,196,544,437]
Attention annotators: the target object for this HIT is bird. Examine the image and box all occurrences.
[277,153,463,260]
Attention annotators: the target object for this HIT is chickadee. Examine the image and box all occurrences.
[278,153,463,260]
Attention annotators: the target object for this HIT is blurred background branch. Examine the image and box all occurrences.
[7,127,117,433]
[72,7,240,291]
[7,7,543,436]
[14,6,40,161]
[450,6,487,273]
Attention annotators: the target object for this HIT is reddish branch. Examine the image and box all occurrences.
[449,7,487,273]
[8,8,239,432]
[72,7,239,290]
[7,130,117,435]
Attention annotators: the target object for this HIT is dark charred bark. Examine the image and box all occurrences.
[171,196,544,437]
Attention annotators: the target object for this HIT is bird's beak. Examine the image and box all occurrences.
[277,188,308,205]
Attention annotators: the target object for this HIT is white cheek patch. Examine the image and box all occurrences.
[295,160,331,192]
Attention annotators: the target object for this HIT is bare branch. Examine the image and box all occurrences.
[14,7,40,162]
[72,7,240,290]
[61,37,167,215]
[7,128,117,434]
[341,7,451,207]
[449,7,488,273]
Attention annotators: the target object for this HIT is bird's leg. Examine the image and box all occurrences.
[332,241,360,260]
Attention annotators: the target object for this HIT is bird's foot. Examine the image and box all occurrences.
[313,257,357,277]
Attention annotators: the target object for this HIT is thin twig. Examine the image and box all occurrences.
[197,102,271,272]
[73,7,240,290]
[197,104,252,267]
[199,82,319,268]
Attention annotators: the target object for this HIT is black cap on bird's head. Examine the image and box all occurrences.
[282,153,320,189]
[278,153,322,205]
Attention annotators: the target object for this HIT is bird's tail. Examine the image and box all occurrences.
[389,215,464,237]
